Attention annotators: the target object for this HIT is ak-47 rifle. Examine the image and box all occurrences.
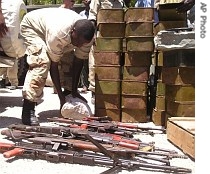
[1,128,188,160]
[2,125,176,154]
[0,141,192,174]
[47,117,166,136]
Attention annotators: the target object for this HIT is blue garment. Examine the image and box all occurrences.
[135,0,154,7]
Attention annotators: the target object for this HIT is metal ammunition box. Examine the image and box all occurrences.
[95,38,123,52]
[98,23,125,37]
[156,81,165,96]
[165,84,195,101]
[155,96,166,110]
[95,65,121,80]
[121,109,147,123]
[166,100,195,117]
[152,109,166,126]
[156,21,187,32]
[124,51,152,66]
[162,67,195,85]
[124,8,154,22]
[95,109,121,121]
[123,66,149,82]
[125,22,154,37]
[94,52,122,65]
[158,3,187,21]
[95,80,121,95]
[126,36,154,52]
[157,49,195,67]
[121,94,147,110]
[97,9,124,24]
[121,81,147,95]
[95,94,120,109]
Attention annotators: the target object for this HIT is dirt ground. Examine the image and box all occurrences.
[0,86,195,174]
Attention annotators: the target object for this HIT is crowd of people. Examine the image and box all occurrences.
[0,0,195,126]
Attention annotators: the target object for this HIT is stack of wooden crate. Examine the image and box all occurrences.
[95,9,125,121]
[152,2,188,126]
[122,8,154,122]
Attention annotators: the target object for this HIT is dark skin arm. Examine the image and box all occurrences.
[0,0,8,38]
[50,61,66,111]
[72,55,87,103]
[176,0,195,13]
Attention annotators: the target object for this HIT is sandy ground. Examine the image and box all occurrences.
[0,87,195,174]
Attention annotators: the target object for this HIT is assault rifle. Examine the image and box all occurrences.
[3,125,148,150]
[1,128,188,160]
[3,125,176,154]
[0,141,192,173]
[47,117,166,136]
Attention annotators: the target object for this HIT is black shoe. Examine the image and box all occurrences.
[22,99,39,126]
[0,79,6,88]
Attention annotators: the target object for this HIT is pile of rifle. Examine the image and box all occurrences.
[0,116,192,174]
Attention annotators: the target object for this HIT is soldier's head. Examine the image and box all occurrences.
[70,19,95,47]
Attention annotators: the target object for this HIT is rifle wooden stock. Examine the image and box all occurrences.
[47,117,166,135]
[0,141,191,173]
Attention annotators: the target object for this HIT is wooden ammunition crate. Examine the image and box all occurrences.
[95,109,121,121]
[157,49,195,67]
[95,80,121,95]
[123,66,149,82]
[98,23,125,37]
[125,22,154,37]
[97,9,124,24]
[95,38,123,52]
[94,52,122,65]
[121,81,147,95]
[166,100,195,117]
[167,117,195,159]
[124,51,152,66]
[162,67,195,85]
[165,84,195,101]
[95,94,120,109]
[95,65,121,80]
[121,109,147,123]
[126,36,154,52]
[124,8,154,22]
[152,109,166,126]
[121,94,147,110]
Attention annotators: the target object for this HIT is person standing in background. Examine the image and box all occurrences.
[0,0,27,89]
[88,0,130,105]
[135,0,154,7]
[78,0,91,93]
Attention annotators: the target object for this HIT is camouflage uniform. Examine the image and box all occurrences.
[20,8,92,102]
[88,0,126,93]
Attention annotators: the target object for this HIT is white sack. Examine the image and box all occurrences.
[61,94,92,119]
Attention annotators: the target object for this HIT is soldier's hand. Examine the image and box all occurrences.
[0,12,8,38]
[176,0,195,13]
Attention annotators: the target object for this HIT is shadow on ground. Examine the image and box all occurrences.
[38,110,60,123]
[0,116,22,128]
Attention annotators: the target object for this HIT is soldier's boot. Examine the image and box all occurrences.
[21,99,39,126]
